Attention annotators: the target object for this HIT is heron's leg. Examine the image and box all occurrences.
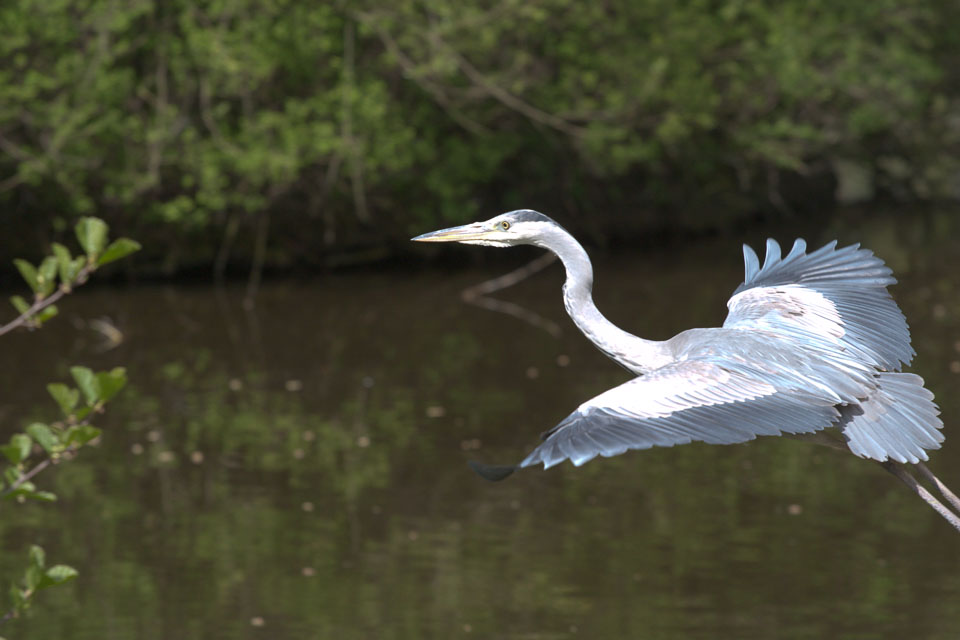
[786,432,960,532]
[914,462,960,515]
[880,461,960,533]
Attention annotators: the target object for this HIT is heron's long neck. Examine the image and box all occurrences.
[533,227,671,374]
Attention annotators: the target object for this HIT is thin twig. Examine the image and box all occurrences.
[460,253,562,337]
[461,252,558,298]
[0,173,25,193]
[214,214,240,283]
[0,265,94,337]
[360,18,490,136]
[0,415,93,499]
[0,459,53,498]
[342,17,369,223]
[244,210,270,309]
[428,33,584,136]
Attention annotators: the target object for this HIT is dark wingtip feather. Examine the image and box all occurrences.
[468,460,518,482]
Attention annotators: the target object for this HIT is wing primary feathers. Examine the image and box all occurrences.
[742,244,760,281]
[763,238,781,269]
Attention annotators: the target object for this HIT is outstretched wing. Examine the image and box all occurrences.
[723,239,913,371]
[510,358,842,473]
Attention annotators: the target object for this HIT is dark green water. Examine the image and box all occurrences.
[2,215,960,639]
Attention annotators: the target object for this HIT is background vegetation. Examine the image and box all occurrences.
[2,0,959,275]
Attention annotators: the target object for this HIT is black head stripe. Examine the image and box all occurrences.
[506,209,569,233]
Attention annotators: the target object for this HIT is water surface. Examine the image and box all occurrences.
[2,215,960,639]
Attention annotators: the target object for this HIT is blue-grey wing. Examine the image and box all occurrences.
[518,358,841,471]
[723,238,913,371]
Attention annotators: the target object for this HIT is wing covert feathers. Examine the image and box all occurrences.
[725,238,914,371]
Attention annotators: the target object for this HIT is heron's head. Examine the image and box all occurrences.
[411,210,563,248]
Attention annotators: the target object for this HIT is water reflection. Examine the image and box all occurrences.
[2,213,960,639]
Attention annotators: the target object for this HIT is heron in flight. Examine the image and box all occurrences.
[412,210,951,495]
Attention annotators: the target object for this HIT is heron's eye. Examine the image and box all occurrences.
[499,221,511,231]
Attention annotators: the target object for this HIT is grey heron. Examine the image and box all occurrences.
[413,210,959,527]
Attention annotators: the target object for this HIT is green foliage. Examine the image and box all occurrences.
[6,546,78,621]
[0,436,32,466]
[1,0,957,268]
[0,221,137,627]
[12,261,39,295]
[74,218,109,261]
[3,217,139,332]
[0,366,122,499]
[0,364,122,621]
[97,238,142,266]
[46,384,79,418]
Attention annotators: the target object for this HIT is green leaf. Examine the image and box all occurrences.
[97,238,141,266]
[4,486,57,502]
[25,490,57,502]
[52,243,78,284]
[1,434,32,464]
[28,545,45,569]
[25,565,43,591]
[48,383,80,417]
[71,256,86,278]
[64,425,102,447]
[35,305,58,325]
[70,366,100,406]
[0,445,23,464]
[10,583,25,608]
[75,217,109,259]
[25,423,57,454]
[95,367,127,403]
[10,582,26,610]
[10,295,30,314]
[38,256,58,296]
[1,481,37,501]
[24,547,45,592]
[13,259,39,293]
[37,565,78,590]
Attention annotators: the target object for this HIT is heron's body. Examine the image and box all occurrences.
[413,210,943,479]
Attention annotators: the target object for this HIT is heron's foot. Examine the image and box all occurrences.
[913,461,960,515]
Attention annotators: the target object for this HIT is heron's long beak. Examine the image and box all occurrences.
[411,223,492,243]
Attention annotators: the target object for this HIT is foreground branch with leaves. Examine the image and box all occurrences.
[0,217,138,629]
[0,218,139,337]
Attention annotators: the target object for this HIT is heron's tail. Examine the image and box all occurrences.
[840,373,943,464]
